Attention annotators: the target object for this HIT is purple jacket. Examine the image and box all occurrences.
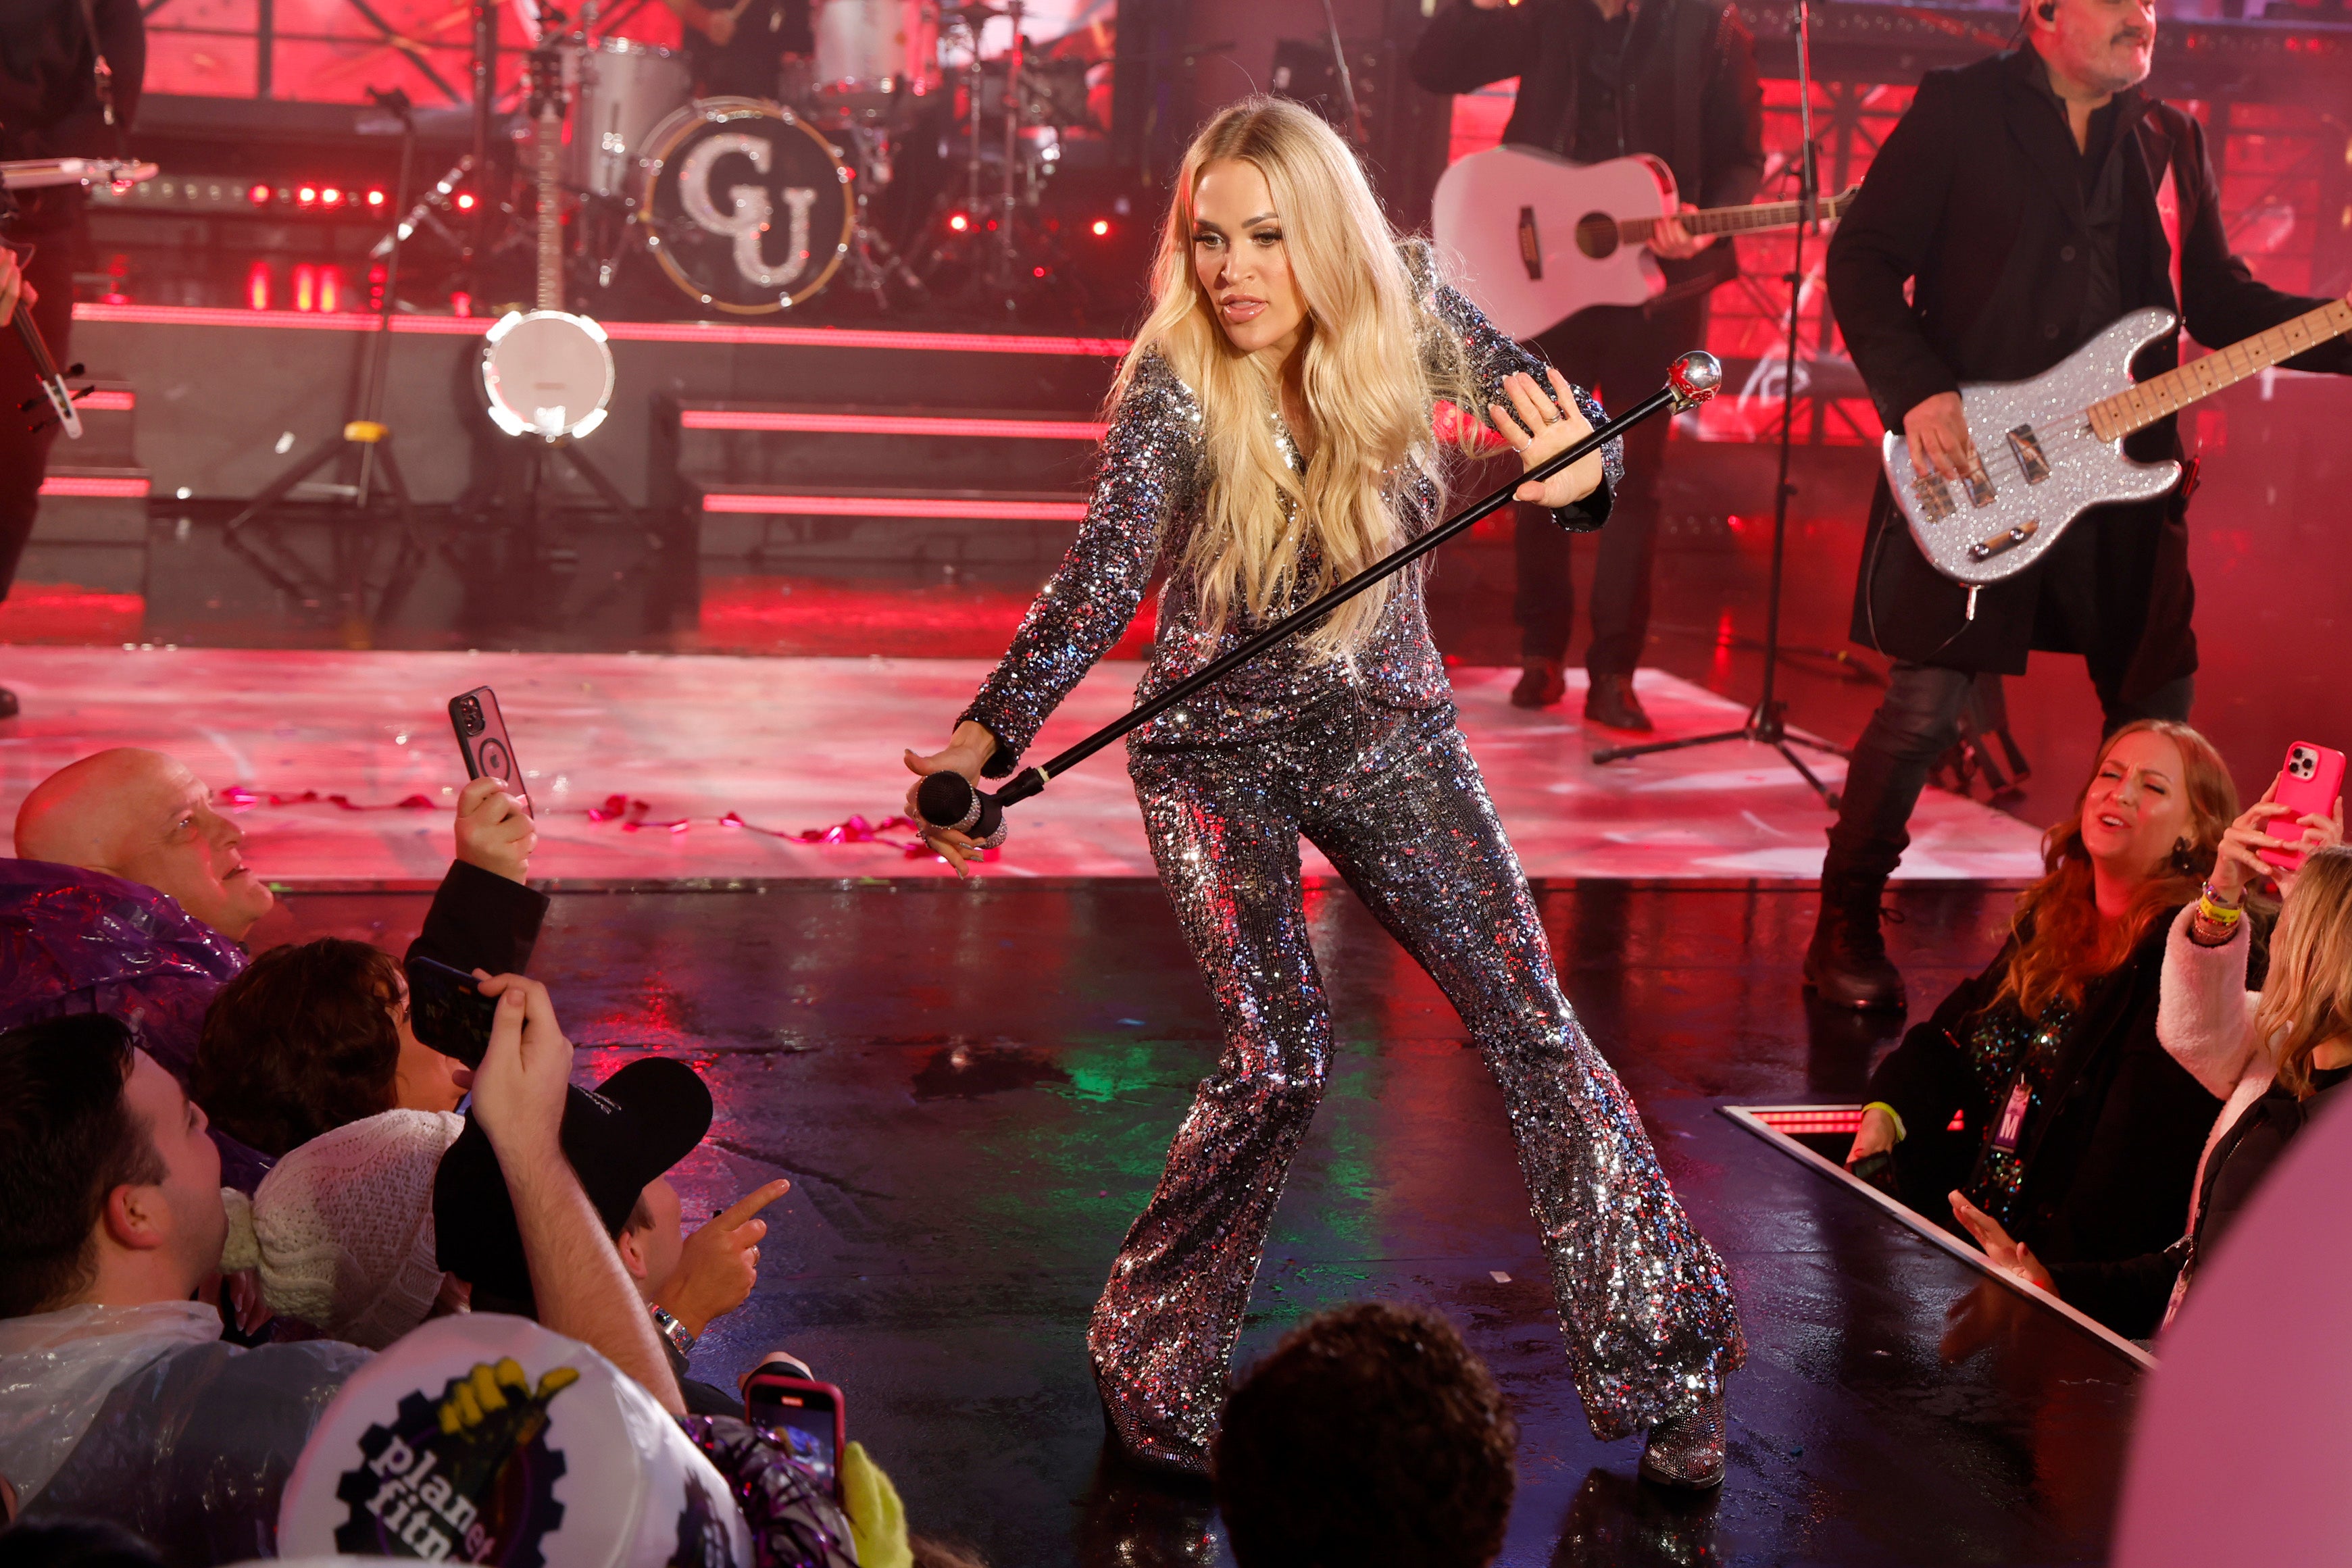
[0,856,549,1193]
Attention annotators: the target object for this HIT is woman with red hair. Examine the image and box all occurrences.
[1845,720,2241,1332]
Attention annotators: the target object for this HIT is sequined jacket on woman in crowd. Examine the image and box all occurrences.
[960,242,1624,774]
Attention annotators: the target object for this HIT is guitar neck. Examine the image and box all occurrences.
[1618,192,1847,244]
[536,106,563,313]
[2088,295,2352,442]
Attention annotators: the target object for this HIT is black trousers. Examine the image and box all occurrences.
[1516,293,1709,674]
[1821,660,2195,887]
[0,203,82,605]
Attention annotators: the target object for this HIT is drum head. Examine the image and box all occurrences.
[481,311,618,439]
[638,97,855,313]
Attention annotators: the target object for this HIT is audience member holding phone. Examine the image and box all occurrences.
[1843,721,2243,1336]
[1954,815,2350,1335]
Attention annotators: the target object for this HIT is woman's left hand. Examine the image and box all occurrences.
[1948,1190,2055,1292]
[1492,368,1607,510]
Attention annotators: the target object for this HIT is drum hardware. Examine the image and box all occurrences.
[220,86,430,649]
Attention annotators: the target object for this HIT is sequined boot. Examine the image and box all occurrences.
[1638,1392,1727,1490]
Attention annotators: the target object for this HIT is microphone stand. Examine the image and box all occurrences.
[918,353,1725,844]
[1588,0,1847,804]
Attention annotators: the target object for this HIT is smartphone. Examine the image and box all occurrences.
[1849,1150,1900,1198]
[404,954,497,1068]
[2259,741,2347,871]
[449,686,532,817]
[743,1371,847,1496]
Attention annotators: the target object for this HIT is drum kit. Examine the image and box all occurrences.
[523,0,1101,315]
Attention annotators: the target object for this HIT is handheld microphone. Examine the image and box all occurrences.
[916,771,1008,850]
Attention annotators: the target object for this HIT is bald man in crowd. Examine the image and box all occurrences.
[3,749,550,1158]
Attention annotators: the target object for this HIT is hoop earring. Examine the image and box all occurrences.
[2171,838,2199,877]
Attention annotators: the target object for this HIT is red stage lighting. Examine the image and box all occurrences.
[1091,219,1109,236]
[455,192,476,210]
[297,186,318,205]
[322,186,343,207]
[318,265,341,312]
[247,260,271,311]
[1032,266,1046,278]
[294,263,316,312]
[949,211,970,232]
[367,188,386,207]
[248,183,272,205]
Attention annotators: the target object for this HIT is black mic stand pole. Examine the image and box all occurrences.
[918,353,1725,844]
[1588,0,1847,804]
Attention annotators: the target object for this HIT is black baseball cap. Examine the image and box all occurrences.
[434,1057,714,1309]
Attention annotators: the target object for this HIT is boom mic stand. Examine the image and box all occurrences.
[1589,0,1847,805]
[917,353,1724,844]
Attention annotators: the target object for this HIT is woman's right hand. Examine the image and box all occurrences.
[1845,1104,1899,1170]
[2211,777,2302,901]
[903,722,998,875]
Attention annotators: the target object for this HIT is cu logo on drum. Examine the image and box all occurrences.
[678,134,822,290]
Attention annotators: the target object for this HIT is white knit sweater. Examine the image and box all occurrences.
[2152,905,2272,1328]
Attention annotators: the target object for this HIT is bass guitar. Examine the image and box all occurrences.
[480,41,617,442]
[1432,145,1857,340]
[1884,296,2352,587]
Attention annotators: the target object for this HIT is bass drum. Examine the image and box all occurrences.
[637,98,855,313]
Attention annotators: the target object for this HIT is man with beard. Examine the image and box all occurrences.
[1806,0,2352,1008]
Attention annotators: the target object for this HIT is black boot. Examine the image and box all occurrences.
[1511,658,1566,709]
[1584,672,1653,732]
[1803,874,1905,1011]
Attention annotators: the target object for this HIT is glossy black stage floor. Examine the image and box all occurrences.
[264,878,2136,1567]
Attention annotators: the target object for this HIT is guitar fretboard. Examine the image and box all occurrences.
[1617,190,1853,244]
[2088,295,2352,441]
[536,106,563,313]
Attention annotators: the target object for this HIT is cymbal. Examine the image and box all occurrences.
[943,1,1007,20]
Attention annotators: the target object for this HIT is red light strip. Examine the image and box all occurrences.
[72,303,1130,356]
[78,390,135,411]
[39,475,151,497]
[1749,1106,1968,1135]
[680,409,1107,440]
[701,492,1090,521]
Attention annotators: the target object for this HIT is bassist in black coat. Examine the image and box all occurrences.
[1807,0,2352,1010]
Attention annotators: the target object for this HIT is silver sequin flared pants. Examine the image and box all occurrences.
[1089,697,1745,1469]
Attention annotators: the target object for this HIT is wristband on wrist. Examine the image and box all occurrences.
[649,1302,697,1357]
[1863,1101,1906,1144]
[2200,879,2244,911]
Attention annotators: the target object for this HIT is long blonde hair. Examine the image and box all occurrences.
[2257,845,2352,1098]
[1992,719,2241,1019]
[1118,97,1477,662]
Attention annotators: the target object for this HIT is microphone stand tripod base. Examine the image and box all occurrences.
[1591,699,1849,809]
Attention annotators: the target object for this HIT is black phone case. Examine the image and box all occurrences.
[448,686,532,817]
[404,955,497,1068]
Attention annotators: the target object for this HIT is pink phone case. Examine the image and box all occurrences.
[2259,741,2346,870]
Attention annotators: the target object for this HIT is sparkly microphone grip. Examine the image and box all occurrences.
[916,771,1007,848]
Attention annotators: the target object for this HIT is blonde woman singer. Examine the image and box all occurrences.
[901,99,1745,1487]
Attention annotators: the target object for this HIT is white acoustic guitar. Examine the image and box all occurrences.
[1885,296,2352,586]
[480,42,616,442]
[1432,145,1857,341]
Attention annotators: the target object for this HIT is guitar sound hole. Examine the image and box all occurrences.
[1574,214,1618,261]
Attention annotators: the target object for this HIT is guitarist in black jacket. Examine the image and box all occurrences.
[1809,0,2352,1010]
[1411,0,1763,730]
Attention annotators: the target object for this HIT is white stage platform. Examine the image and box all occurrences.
[0,647,2044,884]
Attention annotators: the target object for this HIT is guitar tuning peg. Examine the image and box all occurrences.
[65,362,85,376]
[69,384,95,401]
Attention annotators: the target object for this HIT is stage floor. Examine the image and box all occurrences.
[255,878,2139,1568]
[0,647,2042,882]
